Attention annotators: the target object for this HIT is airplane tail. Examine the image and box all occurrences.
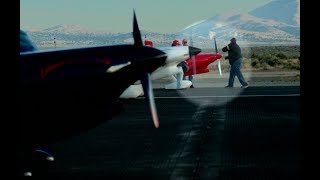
[144,35,153,47]
[144,40,153,47]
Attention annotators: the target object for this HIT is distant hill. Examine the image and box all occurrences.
[25,24,177,49]
[249,0,300,26]
[25,0,300,49]
[178,0,300,47]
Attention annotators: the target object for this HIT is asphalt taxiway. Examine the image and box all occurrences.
[39,86,300,179]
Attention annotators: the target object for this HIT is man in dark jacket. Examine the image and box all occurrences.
[222,38,249,88]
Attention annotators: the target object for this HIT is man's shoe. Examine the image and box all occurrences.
[241,83,249,88]
[225,85,233,88]
[190,85,194,88]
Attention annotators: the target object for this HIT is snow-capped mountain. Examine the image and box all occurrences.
[178,0,300,47]
[249,0,300,26]
[25,0,300,49]
[178,12,300,47]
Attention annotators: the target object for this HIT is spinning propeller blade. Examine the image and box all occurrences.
[132,10,159,128]
[133,10,143,46]
[141,73,159,128]
[190,36,197,77]
[214,37,222,76]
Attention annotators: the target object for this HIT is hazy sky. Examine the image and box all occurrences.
[20,0,271,33]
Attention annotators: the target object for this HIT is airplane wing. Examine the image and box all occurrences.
[20,45,162,81]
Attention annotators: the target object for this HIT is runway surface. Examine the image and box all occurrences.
[40,86,300,179]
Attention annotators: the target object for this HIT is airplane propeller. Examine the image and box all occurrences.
[141,73,159,128]
[133,11,143,47]
[132,10,159,128]
[189,35,197,78]
[214,37,222,76]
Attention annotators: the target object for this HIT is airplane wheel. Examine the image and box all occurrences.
[30,149,55,176]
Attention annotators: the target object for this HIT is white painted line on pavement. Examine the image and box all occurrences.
[137,94,300,99]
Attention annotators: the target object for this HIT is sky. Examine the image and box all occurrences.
[20,0,272,33]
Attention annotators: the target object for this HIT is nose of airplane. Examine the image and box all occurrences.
[216,54,222,59]
[188,46,201,57]
[140,46,167,68]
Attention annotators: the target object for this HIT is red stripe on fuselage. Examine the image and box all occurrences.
[40,59,112,79]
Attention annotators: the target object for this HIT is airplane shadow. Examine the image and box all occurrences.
[24,87,300,179]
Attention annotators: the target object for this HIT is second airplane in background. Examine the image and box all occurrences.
[120,39,201,98]
[120,38,222,99]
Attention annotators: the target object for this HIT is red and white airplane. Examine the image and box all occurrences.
[120,38,201,98]
[120,38,222,98]
[184,53,222,76]
[147,37,223,79]
[185,35,223,77]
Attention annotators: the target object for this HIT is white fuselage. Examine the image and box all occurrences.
[157,46,189,66]
[120,46,191,98]
[151,46,189,80]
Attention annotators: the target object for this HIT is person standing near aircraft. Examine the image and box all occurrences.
[222,37,249,88]
[171,39,181,47]
[182,39,194,88]
[172,39,189,88]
